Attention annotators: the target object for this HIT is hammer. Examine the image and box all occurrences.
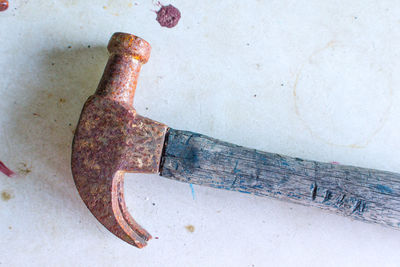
[72,32,400,248]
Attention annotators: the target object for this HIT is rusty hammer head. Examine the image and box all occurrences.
[71,33,168,248]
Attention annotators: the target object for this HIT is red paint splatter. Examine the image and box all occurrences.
[156,4,181,28]
[0,161,15,177]
[0,0,8,12]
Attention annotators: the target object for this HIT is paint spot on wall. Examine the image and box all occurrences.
[156,4,181,28]
[0,161,15,177]
[189,183,196,200]
[1,191,12,201]
[0,0,8,12]
[185,225,195,233]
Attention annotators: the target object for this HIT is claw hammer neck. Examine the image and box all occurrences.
[96,32,151,106]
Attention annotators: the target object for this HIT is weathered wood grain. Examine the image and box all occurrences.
[160,129,400,229]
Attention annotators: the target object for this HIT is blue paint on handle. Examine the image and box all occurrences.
[281,161,289,167]
[375,184,393,194]
[233,160,240,174]
[237,189,251,194]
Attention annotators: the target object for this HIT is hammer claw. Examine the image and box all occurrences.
[111,173,149,247]
[115,173,152,242]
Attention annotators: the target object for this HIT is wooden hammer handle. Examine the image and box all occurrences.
[160,129,400,229]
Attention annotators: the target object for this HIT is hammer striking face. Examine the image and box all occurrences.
[72,32,400,248]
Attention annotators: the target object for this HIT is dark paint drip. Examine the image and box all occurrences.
[323,190,332,202]
[0,161,15,177]
[156,4,181,28]
[352,200,366,214]
[0,0,8,12]
[337,194,346,207]
[311,182,317,200]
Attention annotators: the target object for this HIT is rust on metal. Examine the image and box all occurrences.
[71,32,168,248]
[0,0,8,12]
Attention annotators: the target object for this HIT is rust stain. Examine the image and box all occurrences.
[0,0,8,12]
[17,162,31,175]
[308,40,338,64]
[185,225,195,233]
[293,40,393,149]
[1,191,12,201]
[59,98,66,103]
